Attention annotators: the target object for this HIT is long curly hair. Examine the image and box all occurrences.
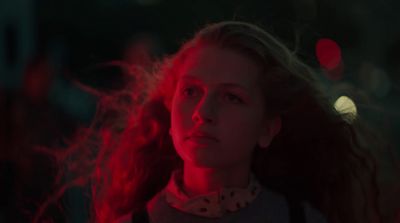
[35,21,383,223]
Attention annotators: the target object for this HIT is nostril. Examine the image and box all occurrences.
[192,112,214,124]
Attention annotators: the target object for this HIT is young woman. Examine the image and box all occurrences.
[35,21,381,223]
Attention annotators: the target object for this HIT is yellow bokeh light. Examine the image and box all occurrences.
[334,96,357,122]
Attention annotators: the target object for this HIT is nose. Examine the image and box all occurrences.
[192,95,217,124]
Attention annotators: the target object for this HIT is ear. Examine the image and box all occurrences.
[257,116,281,148]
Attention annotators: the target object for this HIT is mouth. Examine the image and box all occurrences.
[186,136,218,145]
[185,131,219,142]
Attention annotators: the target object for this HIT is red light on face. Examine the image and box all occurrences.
[316,38,342,70]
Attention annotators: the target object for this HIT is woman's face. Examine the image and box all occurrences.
[170,46,279,169]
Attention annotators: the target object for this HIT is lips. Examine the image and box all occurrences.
[186,130,219,142]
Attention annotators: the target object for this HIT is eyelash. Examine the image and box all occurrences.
[181,86,200,97]
[224,93,244,104]
[180,86,244,104]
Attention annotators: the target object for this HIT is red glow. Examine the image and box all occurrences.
[316,38,342,70]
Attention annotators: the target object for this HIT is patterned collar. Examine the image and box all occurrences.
[164,170,262,218]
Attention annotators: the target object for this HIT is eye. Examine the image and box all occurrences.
[181,86,200,98]
[224,93,244,104]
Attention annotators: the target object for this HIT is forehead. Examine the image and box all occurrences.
[178,46,261,88]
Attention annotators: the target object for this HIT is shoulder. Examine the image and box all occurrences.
[114,191,164,223]
[115,209,151,223]
[301,202,328,223]
[258,187,290,210]
[115,213,133,223]
[260,187,328,223]
[253,187,290,222]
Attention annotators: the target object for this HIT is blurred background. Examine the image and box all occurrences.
[1,0,399,222]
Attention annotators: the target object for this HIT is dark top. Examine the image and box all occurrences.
[118,188,327,223]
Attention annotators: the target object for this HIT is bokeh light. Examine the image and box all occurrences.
[316,38,342,70]
[334,95,357,122]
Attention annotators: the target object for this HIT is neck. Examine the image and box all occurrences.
[181,163,251,197]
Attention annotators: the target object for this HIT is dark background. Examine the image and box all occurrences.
[1,0,400,222]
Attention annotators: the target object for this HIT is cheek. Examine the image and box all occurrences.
[170,98,181,131]
[222,109,263,129]
[170,98,192,134]
[220,112,264,143]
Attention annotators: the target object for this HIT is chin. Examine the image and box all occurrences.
[184,154,228,169]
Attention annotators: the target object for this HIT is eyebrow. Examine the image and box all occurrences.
[180,75,251,92]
